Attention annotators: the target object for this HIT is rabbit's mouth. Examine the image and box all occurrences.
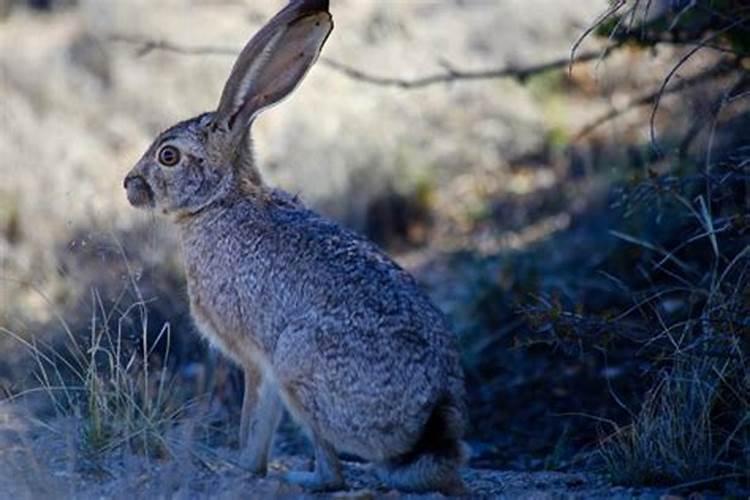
[124,175,155,208]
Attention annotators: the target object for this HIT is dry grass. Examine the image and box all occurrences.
[601,355,749,487]
[1,254,197,459]
[598,226,750,488]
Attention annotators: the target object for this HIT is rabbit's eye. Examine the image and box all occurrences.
[158,145,181,167]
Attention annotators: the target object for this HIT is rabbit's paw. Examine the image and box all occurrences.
[284,470,345,492]
[241,458,268,476]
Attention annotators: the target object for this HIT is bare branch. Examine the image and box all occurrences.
[318,51,615,89]
[107,34,619,90]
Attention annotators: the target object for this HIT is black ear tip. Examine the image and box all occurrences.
[297,0,329,13]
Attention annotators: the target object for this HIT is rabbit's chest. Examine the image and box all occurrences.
[185,259,266,368]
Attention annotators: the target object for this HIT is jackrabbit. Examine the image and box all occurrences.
[123,0,467,493]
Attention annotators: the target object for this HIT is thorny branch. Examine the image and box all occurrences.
[107,34,619,89]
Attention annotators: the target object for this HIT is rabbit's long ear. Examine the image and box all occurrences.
[212,0,332,135]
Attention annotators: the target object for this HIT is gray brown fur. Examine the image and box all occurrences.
[123,0,467,494]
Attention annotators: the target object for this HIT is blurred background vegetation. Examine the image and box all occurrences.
[0,0,748,497]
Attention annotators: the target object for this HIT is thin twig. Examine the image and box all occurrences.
[573,60,736,141]
[570,0,628,74]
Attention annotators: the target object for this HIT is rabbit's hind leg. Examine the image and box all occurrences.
[273,326,346,490]
[280,380,345,491]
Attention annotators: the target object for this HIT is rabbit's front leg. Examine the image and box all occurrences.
[239,365,260,448]
[240,369,283,474]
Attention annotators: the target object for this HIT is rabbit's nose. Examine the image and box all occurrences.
[123,174,139,189]
[124,174,154,207]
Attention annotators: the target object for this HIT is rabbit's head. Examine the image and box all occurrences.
[124,0,333,217]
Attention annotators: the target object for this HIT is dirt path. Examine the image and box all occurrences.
[0,404,669,499]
